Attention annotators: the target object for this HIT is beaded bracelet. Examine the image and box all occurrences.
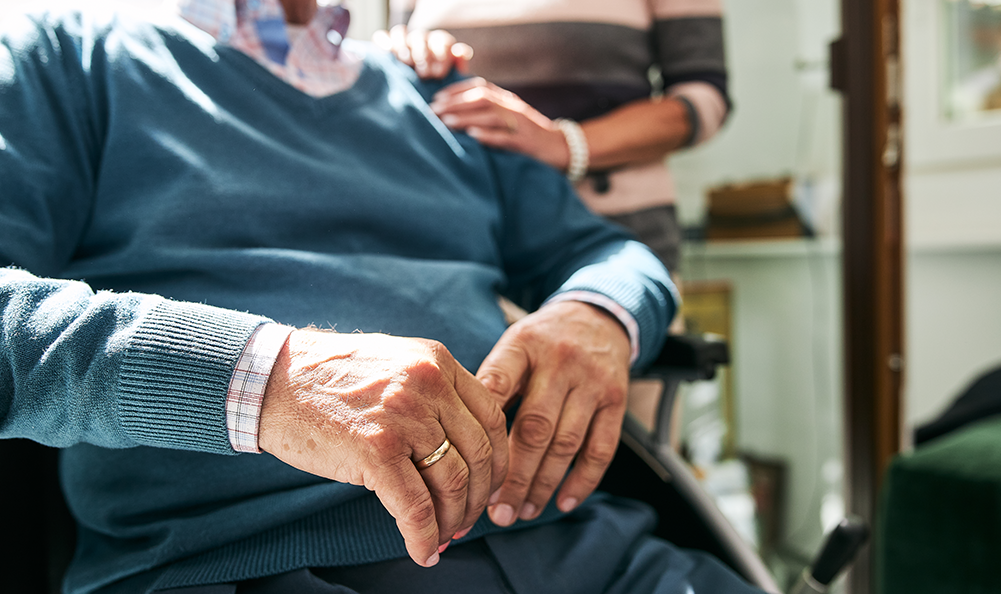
[555,118,590,184]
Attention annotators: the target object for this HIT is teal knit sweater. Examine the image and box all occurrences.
[0,6,677,593]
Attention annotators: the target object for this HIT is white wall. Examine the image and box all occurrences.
[670,0,842,232]
[906,247,1001,428]
[345,0,385,41]
[901,0,1001,429]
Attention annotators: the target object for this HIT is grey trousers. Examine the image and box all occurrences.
[605,204,682,272]
[155,496,763,594]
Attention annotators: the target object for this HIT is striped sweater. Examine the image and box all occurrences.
[394,0,730,216]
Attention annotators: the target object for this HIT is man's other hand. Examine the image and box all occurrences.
[476,301,631,527]
[259,330,508,567]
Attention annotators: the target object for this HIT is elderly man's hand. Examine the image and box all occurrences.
[259,329,508,568]
[476,301,631,527]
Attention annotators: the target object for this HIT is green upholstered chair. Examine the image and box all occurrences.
[878,415,1001,594]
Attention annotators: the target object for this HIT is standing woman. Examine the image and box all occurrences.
[386,0,730,281]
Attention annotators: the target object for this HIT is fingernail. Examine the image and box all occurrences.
[425,551,440,567]
[490,503,515,526]
[440,114,458,126]
[429,101,444,113]
[558,497,578,512]
[488,489,501,506]
[518,503,537,520]
[467,127,482,138]
[453,527,472,540]
[438,541,450,554]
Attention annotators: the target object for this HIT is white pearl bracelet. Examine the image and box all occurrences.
[555,118,589,184]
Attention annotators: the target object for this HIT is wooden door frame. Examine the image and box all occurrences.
[834,0,903,591]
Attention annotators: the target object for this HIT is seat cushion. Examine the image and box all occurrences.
[878,416,1001,593]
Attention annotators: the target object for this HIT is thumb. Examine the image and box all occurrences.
[476,338,529,408]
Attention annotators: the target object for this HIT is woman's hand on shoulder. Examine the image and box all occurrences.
[429,77,572,172]
[373,24,473,79]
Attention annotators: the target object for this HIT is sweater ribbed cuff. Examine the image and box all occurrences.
[118,299,270,454]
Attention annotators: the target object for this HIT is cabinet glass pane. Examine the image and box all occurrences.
[942,0,1001,121]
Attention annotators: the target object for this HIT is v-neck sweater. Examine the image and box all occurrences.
[0,7,677,593]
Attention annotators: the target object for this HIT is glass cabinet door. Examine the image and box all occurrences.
[941,0,1001,122]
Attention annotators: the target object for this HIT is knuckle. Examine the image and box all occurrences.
[408,495,438,530]
[479,371,513,397]
[548,430,585,458]
[512,413,554,450]
[529,473,561,497]
[367,428,405,457]
[425,339,451,361]
[580,440,618,469]
[439,464,469,498]
[504,471,533,492]
[380,387,423,417]
[466,436,494,469]
[405,359,448,392]
[604,381,628,406]
[483,402,507,433]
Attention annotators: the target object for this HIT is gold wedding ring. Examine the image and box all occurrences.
[415,438,451,470]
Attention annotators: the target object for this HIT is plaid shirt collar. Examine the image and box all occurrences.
[175,0,360,97]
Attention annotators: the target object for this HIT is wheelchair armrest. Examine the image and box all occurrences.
[632,333,730,446]
[640,333,730,382]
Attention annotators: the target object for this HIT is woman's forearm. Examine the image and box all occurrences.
[579,96,692,171]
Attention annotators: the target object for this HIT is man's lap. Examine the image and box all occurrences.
[483,494,761,594]
[155,495,763,594]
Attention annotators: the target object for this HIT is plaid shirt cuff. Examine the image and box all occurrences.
[544,291,641,366]
[226,322,295,453]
